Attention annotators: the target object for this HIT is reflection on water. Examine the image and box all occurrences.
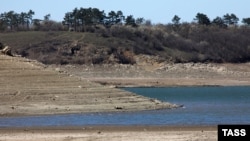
[0,86,250,127]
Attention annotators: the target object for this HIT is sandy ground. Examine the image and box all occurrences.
[0,55,178,117]
[1,54,250,141]
[0,126,217,141]
[57,60,250,87]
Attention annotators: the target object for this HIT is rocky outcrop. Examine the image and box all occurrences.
[0,42,14,56]
[0,46,13,56]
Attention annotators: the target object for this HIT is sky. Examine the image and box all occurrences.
[1,0,249,24]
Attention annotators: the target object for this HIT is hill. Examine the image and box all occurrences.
[1,24,250,65]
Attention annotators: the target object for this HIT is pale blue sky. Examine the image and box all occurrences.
[1,0,249,24]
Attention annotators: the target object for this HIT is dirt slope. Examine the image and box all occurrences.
[0,55,178,117]
[56,55,250,87]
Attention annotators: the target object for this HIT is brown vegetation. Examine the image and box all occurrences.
[0,23,250,65]
[1,9,250,64]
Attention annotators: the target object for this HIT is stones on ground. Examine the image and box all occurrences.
[0,46,13,56]
[114,106,123,110]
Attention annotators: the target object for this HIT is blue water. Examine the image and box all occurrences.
[0,86,250,127]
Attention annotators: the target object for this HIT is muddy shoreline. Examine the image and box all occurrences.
[90,78,250,88]
[2,55,249,140]
[0,55,179,117]
[1,55,250,117]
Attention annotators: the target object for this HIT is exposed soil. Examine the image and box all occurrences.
[1,54,248,141]
[0,126,217,141]
[1,53,249,117]
[56,55,250,87]
[0,55,178,117]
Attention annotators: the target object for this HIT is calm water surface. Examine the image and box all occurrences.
[0,86,250,127]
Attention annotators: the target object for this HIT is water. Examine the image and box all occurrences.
[123,86,250,125]
[0,86,250,127]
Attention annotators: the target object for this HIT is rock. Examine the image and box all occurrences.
[114,106,123,110]
[1,46,13,56]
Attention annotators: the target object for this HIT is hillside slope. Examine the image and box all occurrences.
[1,25,250,65]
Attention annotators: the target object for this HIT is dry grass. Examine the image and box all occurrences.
[1,24,250,65]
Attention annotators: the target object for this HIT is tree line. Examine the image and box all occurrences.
[0,8,139,31]
[62,7,138,32]
[1,7,250,32]
[192,13,250,27]
[0,10,35,31]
